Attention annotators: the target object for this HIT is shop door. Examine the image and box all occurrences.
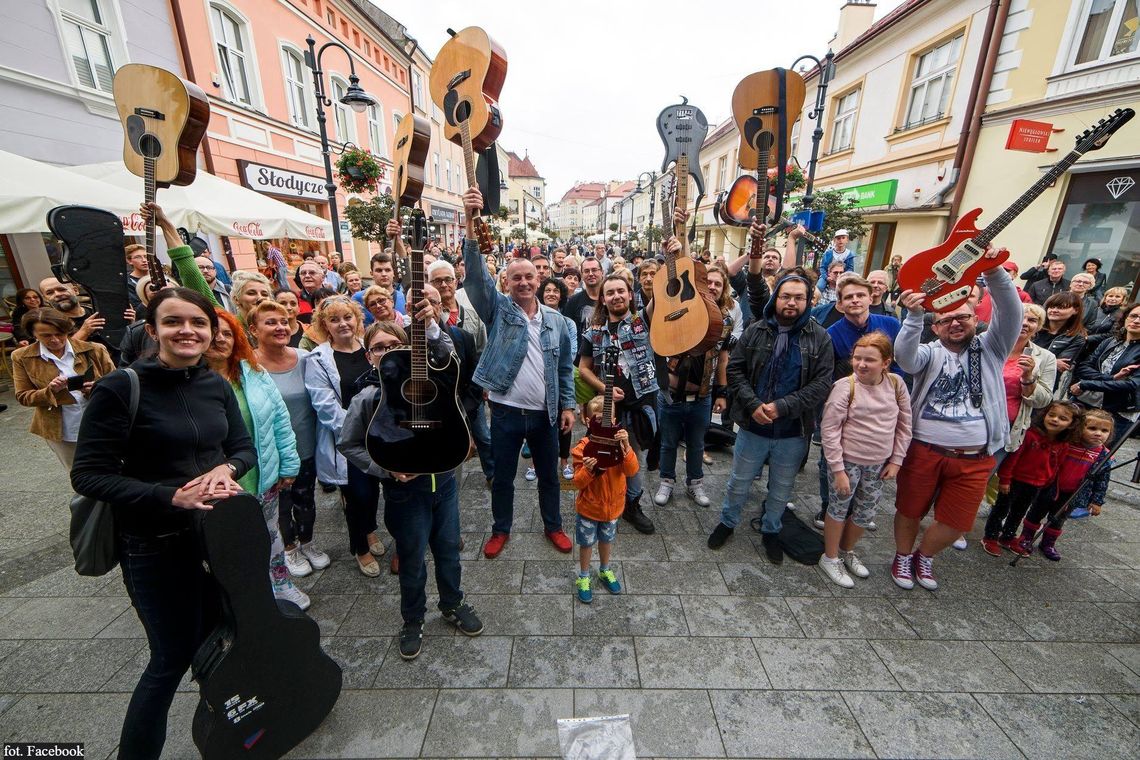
[864,222,897,275]
[1047,170,1140,297]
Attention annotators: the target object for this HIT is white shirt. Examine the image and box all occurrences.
[488,308,546,410]
[39,340,85,442]
[912,350,987,448]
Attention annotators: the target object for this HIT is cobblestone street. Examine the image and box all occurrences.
[1,392,1138,759]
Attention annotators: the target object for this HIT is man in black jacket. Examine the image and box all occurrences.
[1026,260,1068,305]
[708,269,835,564]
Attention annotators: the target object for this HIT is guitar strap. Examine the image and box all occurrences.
[773,68,789,224]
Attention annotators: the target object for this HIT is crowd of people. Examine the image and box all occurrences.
[4,187,1137,759]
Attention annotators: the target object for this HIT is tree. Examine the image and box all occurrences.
[508,226,527,240]
[527,220,539,231]
[608,222,618,232]
[496,204,510,220]
[344,193,400,244]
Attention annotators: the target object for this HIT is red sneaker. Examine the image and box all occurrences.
[981,539,1003,557]
[545,529,573,553]
[483,533,509,559]
[913,551,938,591]
[891,552,914,590]
[997,537,1020,553]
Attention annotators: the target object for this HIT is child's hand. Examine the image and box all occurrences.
[881,463,900,481]
[614,429,630,453]
[583,456,598,474]
[999,483,1010,494]
[1089,504,1101,516]
[833,471,851,498]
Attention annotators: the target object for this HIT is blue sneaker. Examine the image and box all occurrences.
[1069,507,1090,519]
[598,567,621,594]
[522,442,531,459]
[575,574,592,603]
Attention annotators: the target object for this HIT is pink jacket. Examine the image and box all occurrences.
[821,374,913,472]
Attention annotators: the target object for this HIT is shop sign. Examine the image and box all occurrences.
[304,224,326,238]
[238,160,327,202]
[431,205,459,224]
[231,220,264,237]
[121,212,145,234]
[838,179,898,208]
[1005,119,1054,153]
[338,220,352,241]
[1106,176,1135,199]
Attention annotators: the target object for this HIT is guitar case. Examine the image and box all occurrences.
[191,493,341,759]
[475,144,501,215]
[47,205,132,346]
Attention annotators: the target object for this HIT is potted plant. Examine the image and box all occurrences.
[336,147,385,194]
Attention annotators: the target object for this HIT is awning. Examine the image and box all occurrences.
[0,149,139,233]
[67,162,334,241]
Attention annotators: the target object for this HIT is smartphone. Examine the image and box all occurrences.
[66,375,86,391]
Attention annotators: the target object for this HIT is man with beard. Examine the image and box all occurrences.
[708,268,834,564]
[38,276,130,363]
[578,272,658,534]
[565,257,603,342]
[633,259,658,312]
[891,246,1018,590]
[196,254,235,312]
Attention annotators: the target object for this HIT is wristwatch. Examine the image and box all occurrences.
[225,463,238,474]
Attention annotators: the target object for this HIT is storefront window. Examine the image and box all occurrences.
[1047,169,1140,297]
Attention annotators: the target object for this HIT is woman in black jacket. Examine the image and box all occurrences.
[1034,291,1087,391]
[1072,301,1140,446]
[71,287,255,760]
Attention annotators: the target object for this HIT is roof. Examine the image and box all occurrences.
[507,151,542,179]
[702,120,736,148]
[561,182,607,202]
[607,181,635,197]
[803,0,932,79]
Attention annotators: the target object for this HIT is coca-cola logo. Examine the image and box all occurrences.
[232,220,264,236]
[122,212,145,232]
[304,225,325,238]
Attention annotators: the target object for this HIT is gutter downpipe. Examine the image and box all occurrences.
[167,0,237,271]
[936,0,1011,236]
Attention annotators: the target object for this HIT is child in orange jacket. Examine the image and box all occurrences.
[571,395,639,604]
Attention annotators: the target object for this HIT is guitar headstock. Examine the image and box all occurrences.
[473,217,496,255]
[407,208,430,252]
[1075,108,1134,153]
[656,96,709,196]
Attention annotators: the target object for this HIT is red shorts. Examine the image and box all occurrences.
[894,441,995,533]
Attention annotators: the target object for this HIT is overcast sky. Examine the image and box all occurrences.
[374,0,907,202]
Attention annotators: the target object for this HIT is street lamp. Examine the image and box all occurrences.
[635,171,657,252]
[790,51,836,222]
[305,35,378,256]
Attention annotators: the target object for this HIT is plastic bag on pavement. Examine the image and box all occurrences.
[557,713,636,760]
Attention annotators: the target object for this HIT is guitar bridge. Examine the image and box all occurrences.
[664,307,690,322]
[398,421,443,431]
[931,286,972,310]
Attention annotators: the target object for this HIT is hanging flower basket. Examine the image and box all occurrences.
[336,147,385,194]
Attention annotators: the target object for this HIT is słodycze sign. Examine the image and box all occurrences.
[1005,119,1054,153]
[238,160,327,202]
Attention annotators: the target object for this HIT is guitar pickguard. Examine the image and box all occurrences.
[666,269,697,302]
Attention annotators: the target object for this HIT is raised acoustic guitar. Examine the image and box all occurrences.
[730,68,805,226]
[583,345,625,470]
[113,64,209,293]
[898,107,1134,313]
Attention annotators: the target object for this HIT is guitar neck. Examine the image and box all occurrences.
[602,367,615,424]
[459,120,494,254]
[143,157,167,288]
[408,246,428,382]
[975,147,1083,247]
[673,156,689,239]
[749,147,772,256]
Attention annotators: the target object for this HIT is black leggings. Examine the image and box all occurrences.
[1026,490,1074,530]
[984,480,1041,540]
[278,457,318,546]
[340,462,380,556]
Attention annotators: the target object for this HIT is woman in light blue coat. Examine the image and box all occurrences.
[207,309,307,609]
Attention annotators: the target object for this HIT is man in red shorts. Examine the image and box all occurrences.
[892,246,1019,590]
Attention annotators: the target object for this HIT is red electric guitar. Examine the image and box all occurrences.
[583,345,625,471]
[898,107,1134,312]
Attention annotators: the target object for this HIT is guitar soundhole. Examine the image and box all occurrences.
[401,378,437,406]
[666,278,681,298]
[454,99,471,124]
[138,133,161,159]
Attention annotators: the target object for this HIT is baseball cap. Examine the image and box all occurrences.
[833,229,849,238]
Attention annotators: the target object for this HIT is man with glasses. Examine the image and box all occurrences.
[195,254,235,312]
[708,263,835,564]
[124,244,150,314]
[891,246,1018,591]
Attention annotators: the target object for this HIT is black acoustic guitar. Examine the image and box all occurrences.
[47,205,132,346]
[191,493,341,759]
[366,210,471,474]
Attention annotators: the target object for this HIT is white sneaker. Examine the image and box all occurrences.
[275,582,311,611]
[562,464,574,480]
[952,536,968,551]
[686,480,710,508]
[819,556,854,588]
[653,478,674,506]
[525,467,537,481]
[284,547,312,577]
[865,520,878,532]
[300,541,331,570]
[843,550,870,579]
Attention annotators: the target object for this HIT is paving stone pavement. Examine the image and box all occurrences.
[0,390,1138,759]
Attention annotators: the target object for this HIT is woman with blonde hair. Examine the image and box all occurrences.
[1092,286,1129,335]
[230,271,274,326]
[303,295,390,575]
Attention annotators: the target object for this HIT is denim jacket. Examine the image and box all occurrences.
[584,309,657,400]
[462,239,574,425]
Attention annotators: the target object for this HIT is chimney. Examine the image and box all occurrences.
[832,1,877,51]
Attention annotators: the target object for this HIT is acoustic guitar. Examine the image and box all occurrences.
[583,345,625,471]
[649,155,722,357]
[113,64,209,292]
[730,68,805,226]
[430,26,507,256]
[898,107,1134,312]
[367,210,471,474]
[191,493,341,759]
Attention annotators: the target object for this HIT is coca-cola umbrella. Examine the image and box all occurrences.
[0,149,139,233]
[66,162,334,241]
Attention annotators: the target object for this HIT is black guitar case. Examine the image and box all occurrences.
[47,205,132,346]
[191,493,341,759]
[475,144,501,216]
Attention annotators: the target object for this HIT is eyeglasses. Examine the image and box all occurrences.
[776,294,807,303]
[934,314,974,326]
[429,276,455,285]
[365,345,395,356]
[1126,314,1140,322]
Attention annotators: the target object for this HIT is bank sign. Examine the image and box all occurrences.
[789,179,897,209]
[238,160,327,202]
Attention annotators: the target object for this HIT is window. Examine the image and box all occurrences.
[433,153,441,187]
[412,69,425,111]
[454,165,461,192]
[211,4,253,105]
[1048,169,1140,296]
[790,118,801,158]
[830,90,859,152]
[367,103,386,156]
[326,10,334,25]
[330,76,356,144]
[1071,0,1139,66]
[282,48,310,128]
[533,185,542,198]
[716,156,728,192]
[903,34,962,129]
[445,159,452,191]
[58,0,116,92]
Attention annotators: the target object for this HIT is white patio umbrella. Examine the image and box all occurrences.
[0,149,140,233]
[67,162,334,241]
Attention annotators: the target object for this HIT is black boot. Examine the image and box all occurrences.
[623,492,655,535]
[761,533,784,565]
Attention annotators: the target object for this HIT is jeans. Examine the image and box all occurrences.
[278,457,317,546]
[256,489,288,592]
[118,530,218,760]
[657,395,712,484]
[720,429,808,534]
[340,462,380,556]
[489,403,562,534]
[469,400,495,480]
[382,476,462,623]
